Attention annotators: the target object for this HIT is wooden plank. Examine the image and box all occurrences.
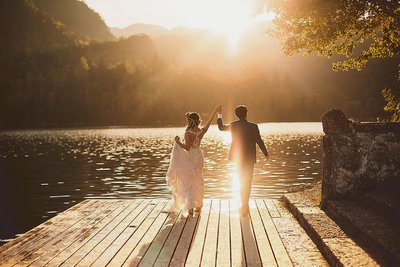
[41,200,139,267]
[0,199,92,255]
[230,199,246,267]
[153,209,188,266]
[0,199,95,259]
[137,209,181,267]
[0,198,298,267]
[169,207,201,266]
[249,200,277,267]
[217,199,230,267]
[256,199,293,267]
[265,199,281,218]
[30,200,139,267]
[114,200,171,267]
[17,200,124,266]
[184,199,212,267]
[0,200,105,265]
[241,212,262,266]
[200,199,220,267]
[59,199,152,266]
[96,199,167,267]
[75,199,159,266]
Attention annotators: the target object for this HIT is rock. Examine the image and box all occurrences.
[321,109,352,134]
[322,110,400,200]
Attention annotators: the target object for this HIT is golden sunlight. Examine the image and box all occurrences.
[229,167,241,199]
[85,0,275,49]
[182,0,275,48]
[150,0,256,49]
[197,0,253,47]
[221,131,232,145]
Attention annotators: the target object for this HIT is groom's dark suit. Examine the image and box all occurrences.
[217,117,269,212]
[217,119,268,164]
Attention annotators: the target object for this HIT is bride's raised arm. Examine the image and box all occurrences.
[201,105,222,136]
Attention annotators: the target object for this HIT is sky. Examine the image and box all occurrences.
[83,0,273,46]
[83,0,272,29]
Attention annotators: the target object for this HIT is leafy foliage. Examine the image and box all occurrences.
[264,0,400,121]
[382,88,400,122]
[265,0,400,70]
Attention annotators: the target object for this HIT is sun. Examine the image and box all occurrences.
[206,0,253,47]
[187,0,275,49]
[162,0,257,49]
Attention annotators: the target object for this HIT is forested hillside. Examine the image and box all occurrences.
[0,0,158,128]
[0,0,397,129]
[33,0,114,41]
[0,0,76,55]
[111,24,170,39]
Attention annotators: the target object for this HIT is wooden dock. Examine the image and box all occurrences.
[0,199,327,266]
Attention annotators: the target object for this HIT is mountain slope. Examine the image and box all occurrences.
[0,0,76,56]
[33,0,114,41]
[111,23,170,38]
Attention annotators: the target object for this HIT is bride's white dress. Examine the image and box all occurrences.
[165,130,204,215]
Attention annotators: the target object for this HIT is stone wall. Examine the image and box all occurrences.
[321,109,400,204]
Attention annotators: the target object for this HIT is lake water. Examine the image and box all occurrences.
[0,123,323,242]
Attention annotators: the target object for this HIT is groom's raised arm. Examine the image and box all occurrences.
[217,114,231,131]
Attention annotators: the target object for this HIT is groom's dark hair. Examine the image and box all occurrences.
[235,105,247,120]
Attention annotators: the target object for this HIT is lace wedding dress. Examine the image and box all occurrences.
[165,131,204,215]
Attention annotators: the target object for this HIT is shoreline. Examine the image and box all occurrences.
[0,121,323,133]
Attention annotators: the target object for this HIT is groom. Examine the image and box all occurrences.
[217,105,269,216]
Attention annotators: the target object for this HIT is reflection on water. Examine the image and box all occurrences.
[0,123,322,240]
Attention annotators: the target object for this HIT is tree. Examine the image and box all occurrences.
[33,0,114,41]
[264,0,400,121]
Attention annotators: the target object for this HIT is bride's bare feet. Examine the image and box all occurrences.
[194,207,201,212]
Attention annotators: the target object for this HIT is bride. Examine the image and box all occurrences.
[166,105,221,216]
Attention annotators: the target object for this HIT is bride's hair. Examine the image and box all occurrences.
[185,112,201,131]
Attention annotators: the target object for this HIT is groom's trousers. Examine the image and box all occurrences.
[238,161,254,208]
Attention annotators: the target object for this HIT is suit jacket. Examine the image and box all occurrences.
[217,118,268,164]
